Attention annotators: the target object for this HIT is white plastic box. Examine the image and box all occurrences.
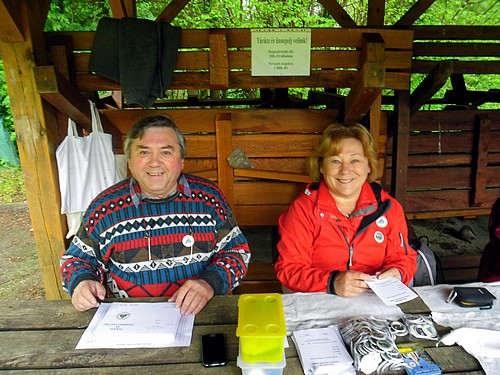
[237,350,286,375]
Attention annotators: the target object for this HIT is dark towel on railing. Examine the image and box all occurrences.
[89,17,181,108]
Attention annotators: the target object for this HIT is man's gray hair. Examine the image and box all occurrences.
[124,115,186,159]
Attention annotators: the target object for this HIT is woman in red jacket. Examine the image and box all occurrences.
[274,123,417,297]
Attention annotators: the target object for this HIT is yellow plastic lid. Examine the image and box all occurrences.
[236,293,286,338]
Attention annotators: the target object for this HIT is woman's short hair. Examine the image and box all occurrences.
[124,115,186,159]
[308,122,379,183]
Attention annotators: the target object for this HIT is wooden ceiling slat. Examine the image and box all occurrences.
[0,0,24,42]
[395,0,437,26]
[108,0,137,18]
[317,0,357,28]
[367,0,385,26]
[156,0,190,22]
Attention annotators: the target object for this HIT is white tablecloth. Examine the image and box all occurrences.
[282,291,403,334]
[415,281,500,375]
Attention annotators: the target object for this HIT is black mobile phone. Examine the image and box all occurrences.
[201,333,228,367]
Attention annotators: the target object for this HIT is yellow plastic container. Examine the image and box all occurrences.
[236,293,287,363]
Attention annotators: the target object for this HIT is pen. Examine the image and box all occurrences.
[446,290,457,304]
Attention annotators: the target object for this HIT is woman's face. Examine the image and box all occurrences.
[321,137,371,201]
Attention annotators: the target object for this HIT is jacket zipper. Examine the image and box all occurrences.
[338,224,353,269]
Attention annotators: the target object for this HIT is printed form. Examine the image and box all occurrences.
[76,301,194,349]
[292,326,355,375]
[365,276,418,305]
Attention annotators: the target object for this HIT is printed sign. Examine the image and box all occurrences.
[251,29,311,76]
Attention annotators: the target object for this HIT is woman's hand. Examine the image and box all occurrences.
[375,267,402,281]
[333,270,372,297]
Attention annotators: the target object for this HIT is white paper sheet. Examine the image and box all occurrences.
[365,276,418,305]
[76,302,194,349]
[292,326,355,375]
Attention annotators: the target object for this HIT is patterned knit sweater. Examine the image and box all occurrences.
[60,174,251,298]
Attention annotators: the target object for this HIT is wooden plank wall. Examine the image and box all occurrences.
[102,108,339,227]
[383,110,500,218]
[46,28,414,93]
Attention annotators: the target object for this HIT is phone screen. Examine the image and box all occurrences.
[201,333,228,367]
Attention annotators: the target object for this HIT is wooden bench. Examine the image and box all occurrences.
[440,255,481,284]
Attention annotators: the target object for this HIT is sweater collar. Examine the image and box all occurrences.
[130,173,192,207]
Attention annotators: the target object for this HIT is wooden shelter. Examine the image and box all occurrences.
[0,0,499,299]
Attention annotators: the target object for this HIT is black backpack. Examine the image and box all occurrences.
[410,236,445,286]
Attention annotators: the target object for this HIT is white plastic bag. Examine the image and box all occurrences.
[56,100,119,238]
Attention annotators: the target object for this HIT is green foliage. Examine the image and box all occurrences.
[0,164,26,203]
[45,0,110,31]
[0,60,13,135]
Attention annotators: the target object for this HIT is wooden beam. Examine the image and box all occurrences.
[33,65,123,150]
[409,60,454,116]
[35,66,93,129]
[209,29,229,90]
[391,90,410,207]
[156,0,190,23]
[395,0,436,26]
[449,73,469,105]
[48,35,76,85]
[215,113,234,207]
[234,169,310,183]
[369,93,386,181]
[344,33,385,122]
[471,114,490,207]
[108,0,137,18]
[367,0,385,26]
[0,0,24,42]
[317,0,357,28]
[411,25,500,40]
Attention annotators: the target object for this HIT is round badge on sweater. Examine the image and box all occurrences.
[182,234,195,247]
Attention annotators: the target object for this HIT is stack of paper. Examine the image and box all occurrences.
[292,326,355,375]
[76,302,194,349]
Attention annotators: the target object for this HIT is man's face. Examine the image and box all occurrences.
[128,127,184,198]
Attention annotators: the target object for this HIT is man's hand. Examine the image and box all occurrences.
[71,280,106,311]
[169,279,214,315]
[333,270,372,297]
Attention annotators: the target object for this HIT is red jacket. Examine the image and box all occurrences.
[274,181,417,293]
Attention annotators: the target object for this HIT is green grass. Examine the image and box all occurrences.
[0,163,26,203]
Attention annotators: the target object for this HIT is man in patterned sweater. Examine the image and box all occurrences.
[60,115,251,315]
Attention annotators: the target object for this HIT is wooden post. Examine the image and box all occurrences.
[209,29,229,90]
[0,1,67,299]
[215,113,234,208]
[471,114,490,207]
[391,90,410,208]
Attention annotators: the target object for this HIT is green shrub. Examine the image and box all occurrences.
[0,163,26,203]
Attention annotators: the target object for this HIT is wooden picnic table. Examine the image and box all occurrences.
[0,295,484,374]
